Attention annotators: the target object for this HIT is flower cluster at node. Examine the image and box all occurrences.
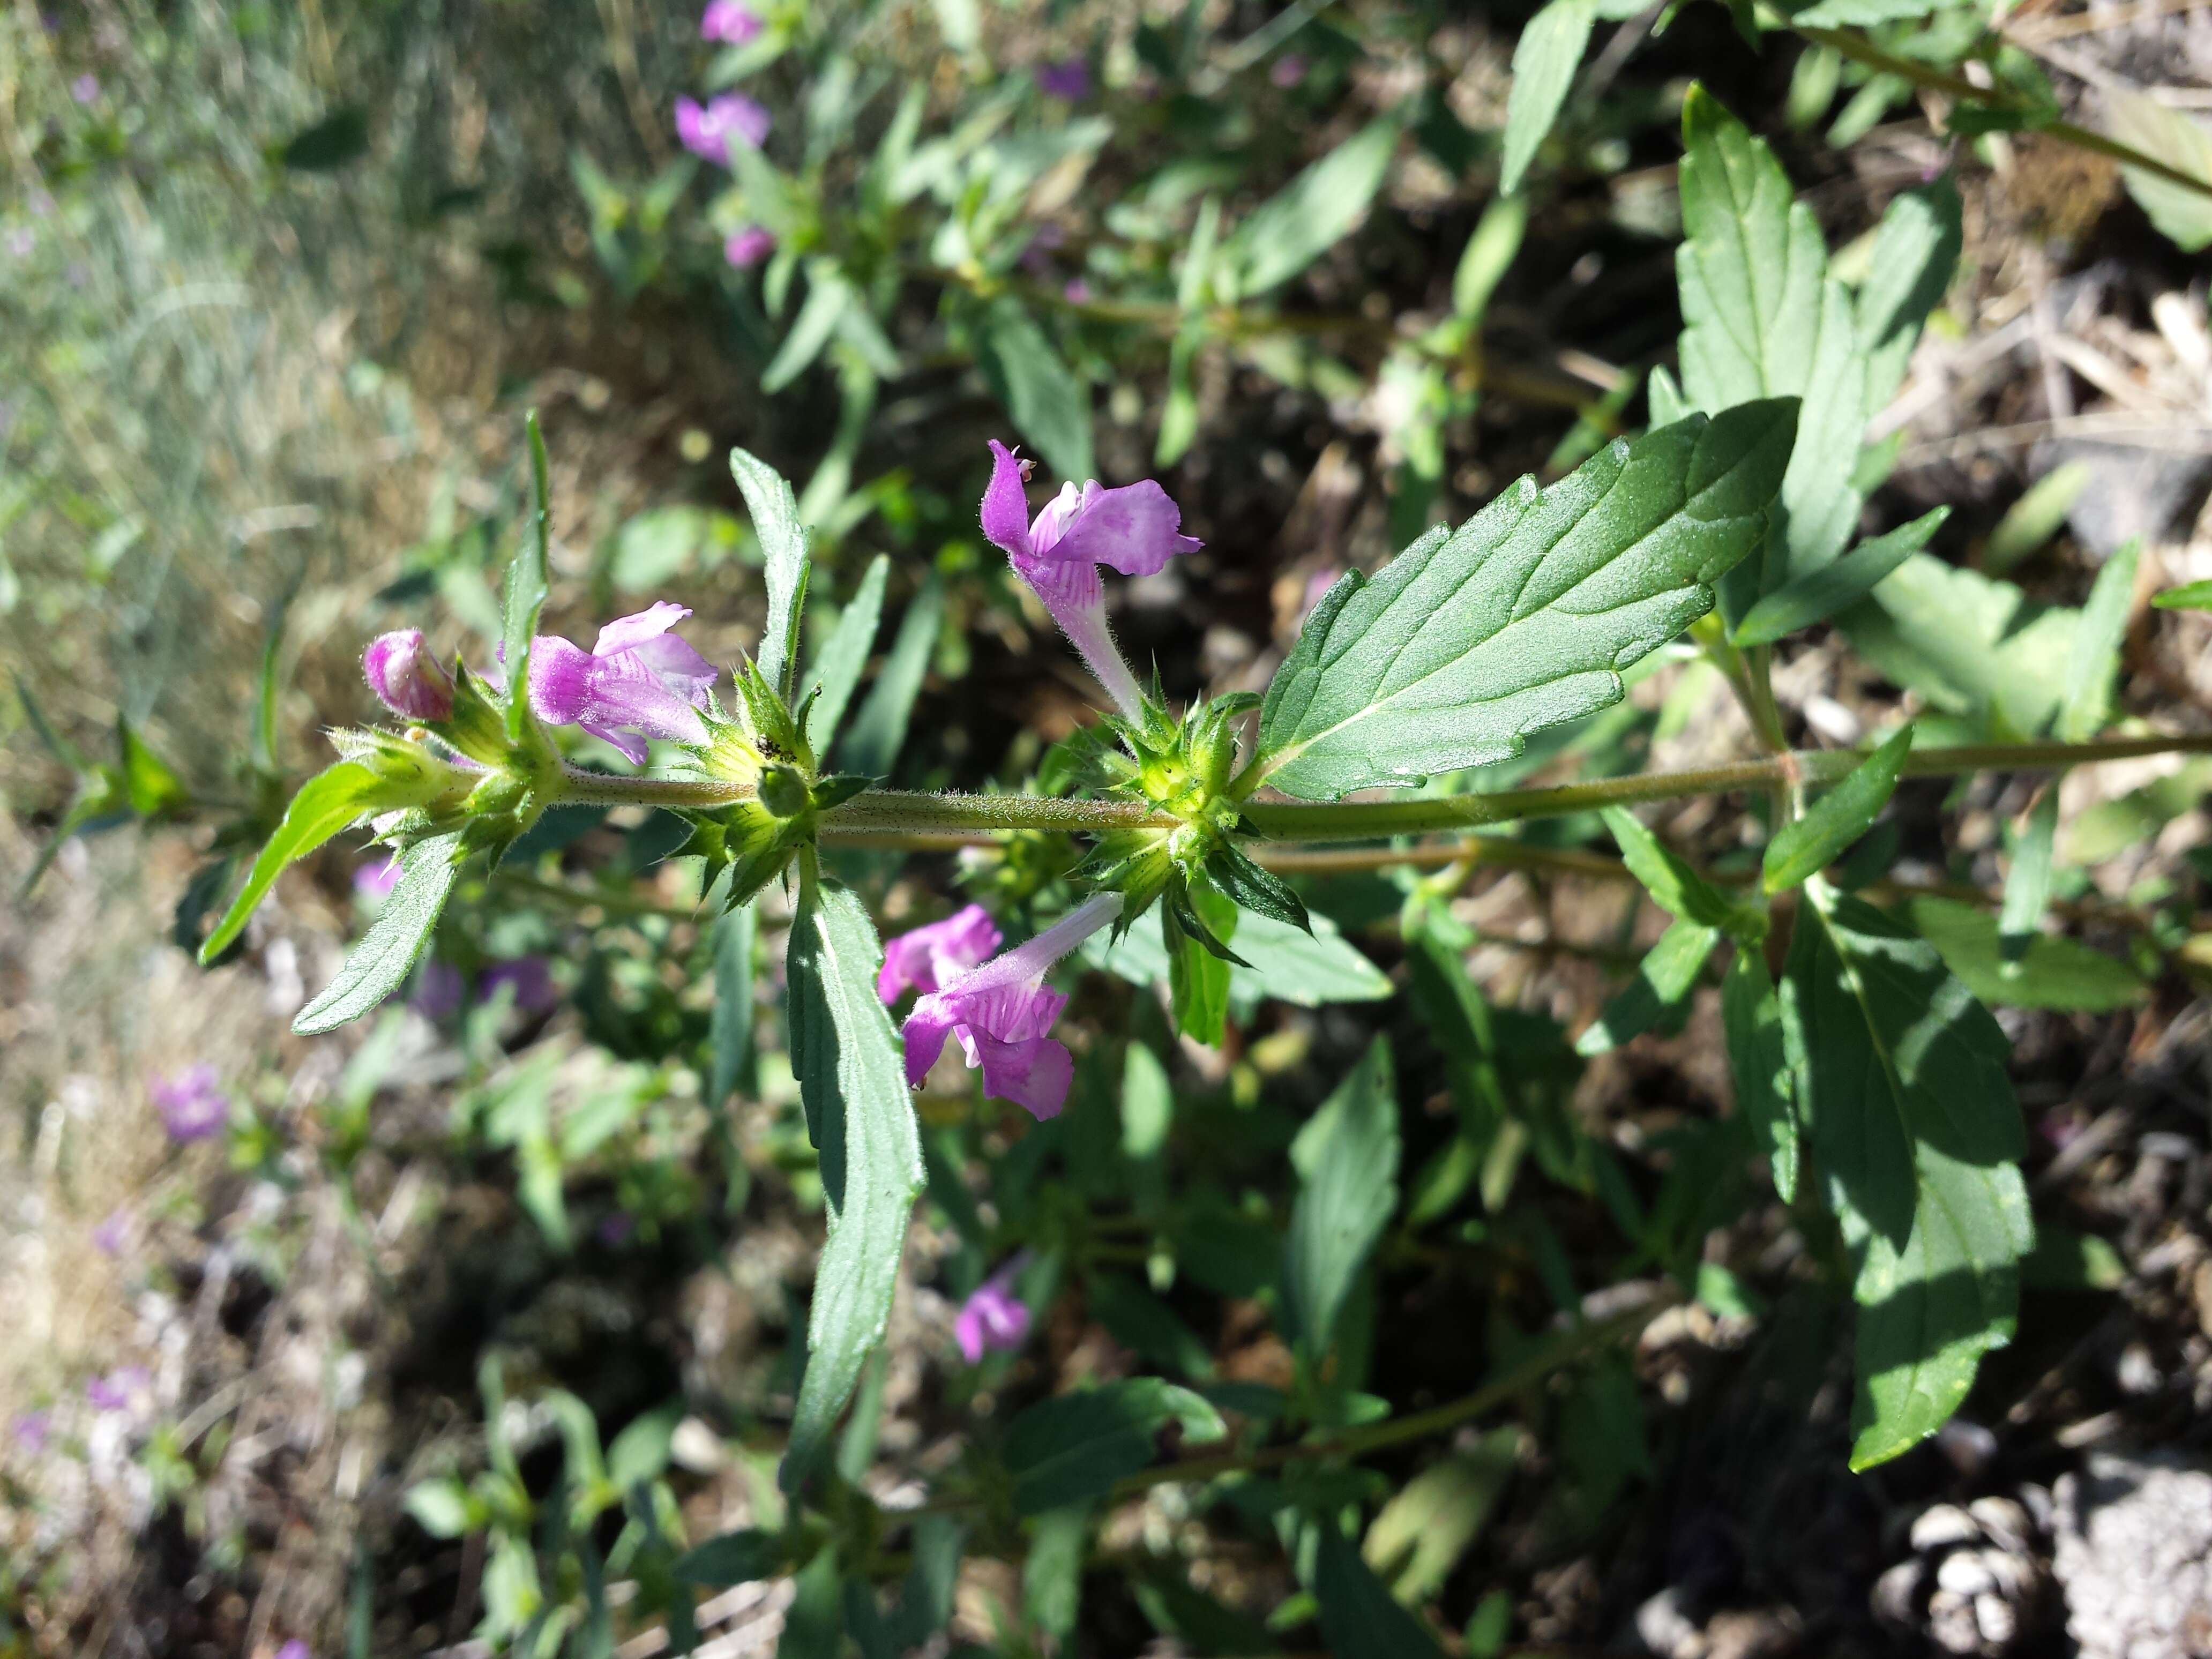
[152,1065,227,1143]
[528,602,718,764]
[675,93,769,166]
[955,1256,1034,1363]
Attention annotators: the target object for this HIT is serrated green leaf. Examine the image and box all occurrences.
[710,900,757,1108]
[1574,918,1721,1055]
[781,872,923,1491]
[1721,946,1797,1200]
[1778,890,2031,1469]
[294,832,463,1035]
[1601,804,1759,935]
[1002,1379,1224,1515]
[1284,1039,1399,1358]
[504,413,552,743]
[2058,539,2138,742]
[729,447,811,700]
[1227,115,1401,295]
[1906,894,2147,1013]
[1762,725,1911,894]
[1732,506,1948,647]
[2108,89,2212,252]
[1840,555,2080,738]
[1256,402,1793,798]
[799,554,888,754]
[837,573,943,778]
[201,761,377,963]
[1362,1430,1519,1605]
[977,298,1094,483]
[1313,1526,1450,1659]
[1500,0,1596,197]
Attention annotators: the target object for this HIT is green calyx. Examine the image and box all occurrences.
[1071,691,1308,944]
[683,659,878,910]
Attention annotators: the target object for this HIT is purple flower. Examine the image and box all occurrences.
[528,602,717,764]
[902,894,1119,1120]
[354,855,402,899]
[700,0,763,43]
[70,74,99,104]
[482,956,558,1014]
[1270,53,1309,88]
[92,1208,131,1256]
[981,441,1201,718]
[723,225,775,268]
[363,629,455,722]
[5,228,33,258]
[879,904,1003,1004]
[596,1212,636,1247]
[1063,279,1093,304]
[1035,60,1090,101]
[86,1366,150,1416]
[412,961,467,1021]
[675,94,770,166]
[13,1411,51,1453]
[955,1257,1034,1363]
[275,1643,310,1659]
[152,1065,227,1143]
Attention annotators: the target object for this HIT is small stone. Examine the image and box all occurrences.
[1969,1497,2034,1554]
[1929,1588,1985,1655]
[1975,1591,2019,1647]
[2116,1343,2163,1396]
[1937,1552,2000,1598]
[1913,1504,1981,1552]
[1635,1586,1703,1659]
[1872,1558,1927,1626]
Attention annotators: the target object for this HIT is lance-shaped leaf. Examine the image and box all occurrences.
[1500,0,1595,196]
[1778,889,2032,1469]
[1762,725,1911,894]
[1602,805,1761,938]
[2058,538,2139,742]
[1722,947,1798,1200]
[977,298,1094,484]
[1574,918,1721,1056]
[781,872,923,1490]
[1283,1038,1400,1358]
[730,447,812,700]
[1732,507,1948,648]
[294,832,464,1035]
[1997,788,2059,960]
[1256,401,1794,799]
[201,761,378,963]
[709,900,758,1109]
[1312,1526,1449,1659]
[503,413,552,741]
[800,552,888,753]
[1224,115,1401,297]
[1907,894,2147,1014]
[1002,1379,1224,1515]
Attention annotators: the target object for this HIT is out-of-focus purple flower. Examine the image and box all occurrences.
[86,1366,150,1416]
[363,629,455,722]
[723,225,775,268]
[1063,279,1093,304]
[13,1410,52,1453]
[902,894,1119,1120]
[596,1212,636,1247]
[274,1641,310,1659]
[1299,565,1342,626]
[354,856,402,899]
[1035,59,1090,101]
[5,228,34,258]
[482,956,558,1015]
[529,602,718,764]
[153,1066,228,1143]
[954,1257,1033,1363]
[70,74,99,104]
[700,0,763,43]
[879,904,1003,1003]
[412,961,467,1021]
[980,440,1201,718]
[29,190,54,217]
[1270,53,1309,88]
[675,94,770,166]
[92,1207,131,1256]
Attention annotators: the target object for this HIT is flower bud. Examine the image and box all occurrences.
[364,630,455,721]
[759,763,813,820]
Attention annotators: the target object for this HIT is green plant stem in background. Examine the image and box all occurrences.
[550,733,2212,847]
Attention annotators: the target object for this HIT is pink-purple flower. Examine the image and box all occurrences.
[1035,60,1090,101]
[13,1410,52,1453]
[5,228,34,259]
[152,1065,227,1143]
[901,894,1119,1120]
[954,1256,1033,1363]
[700,0,763,42]
[528,602,718,764]
[981,441,1200,718]
[412,961,467,1021]
[363,629,455,722]
[879,904,1003,1004]
[354,855,402,899]
[70,74,99,104]
[1270,53,1309,88]
[482,956,558,1014]
[86,1366,150,1416]
[675,94,770,166]
[92,1207,131,1256]
[274,1642,310,1659]
[723,226,775,268]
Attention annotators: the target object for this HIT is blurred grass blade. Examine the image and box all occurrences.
[761,270,851,392]
[1312,1526,1448,1658]
[1225,114,1401,296]
[1722,947,1798,1199]
[1984,460,2089,576]
[1283,1038,1400,1358]
[294,832,464,1035]
[711,899,758,1109]
[503,412,552,741]
[2057,538,2138,742]
[1997,786,2059,961]
[1452,195,1527,324]
[838,573,942,777]
[1762,725,1911,894]
[780,871,923,1491]
[977,298,1094,483]
[1500,0,1595,197]
[2152,577,2212,610]
[2107,89,2212,252]
[14,672,88,770]
[1733,507,1947,647]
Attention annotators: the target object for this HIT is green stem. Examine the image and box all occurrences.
[558,733,2212,848]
